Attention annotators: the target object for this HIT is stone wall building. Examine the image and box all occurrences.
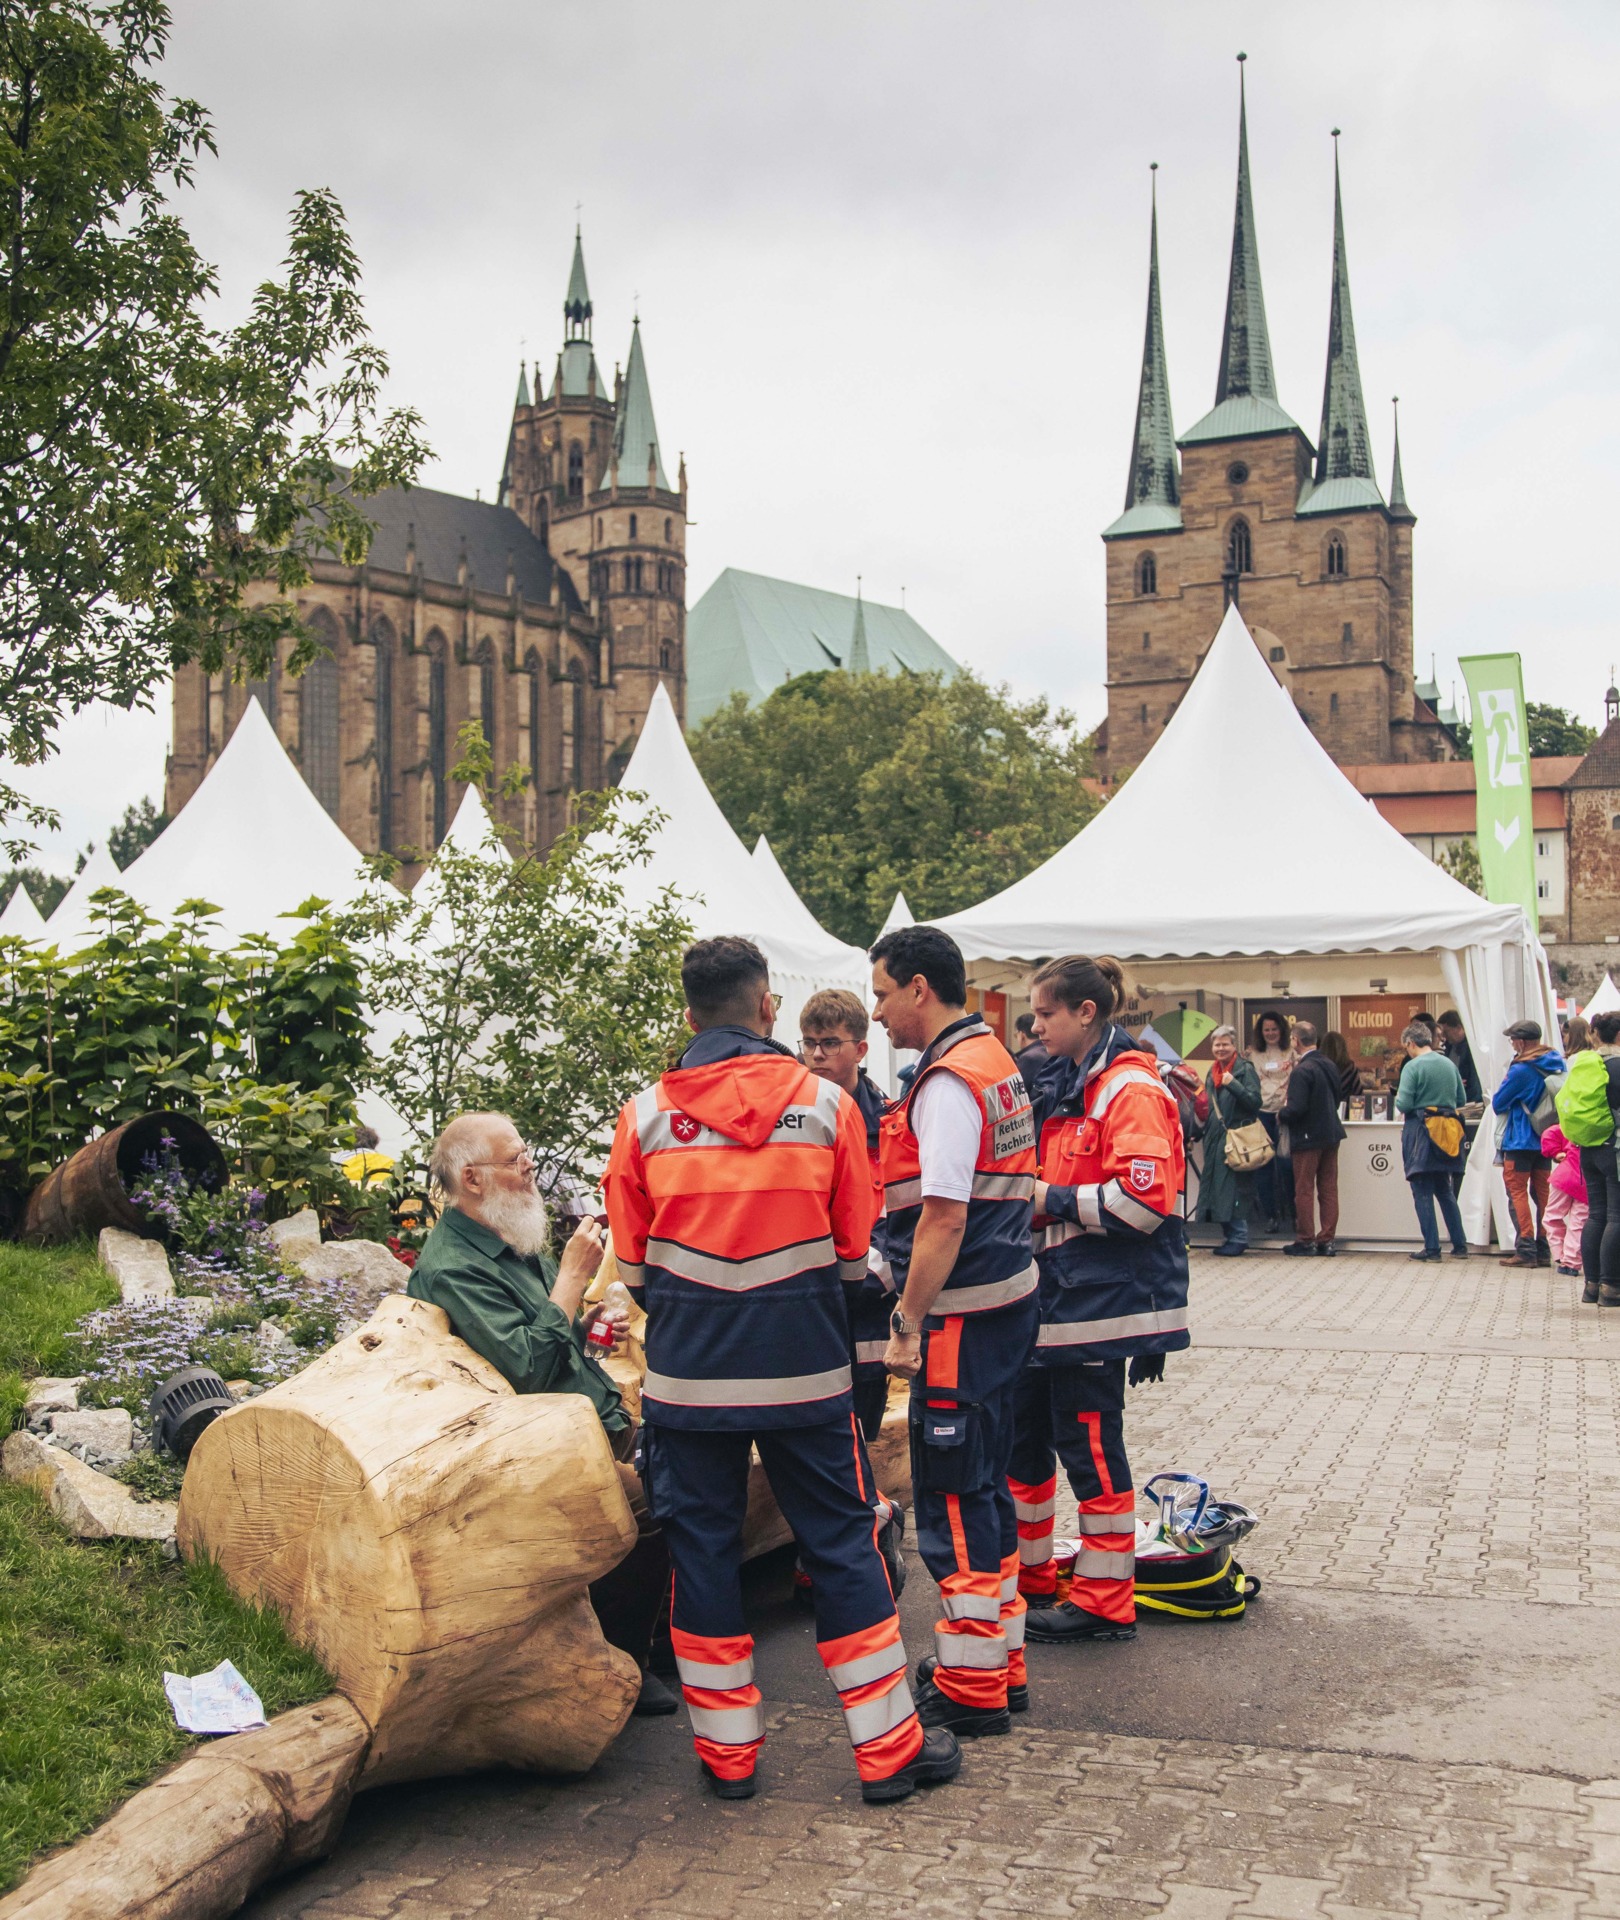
[165,232,685,865]
[1097,68,1454,778]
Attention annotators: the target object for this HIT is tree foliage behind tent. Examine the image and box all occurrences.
[690,669,1102,946]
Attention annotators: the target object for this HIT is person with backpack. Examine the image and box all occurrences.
[1491,1020,1567,1270]
[1394,1023,1469,1262]
[1564,1008,1620,1305]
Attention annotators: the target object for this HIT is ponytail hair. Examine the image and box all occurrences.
[1030,953,1125,1022]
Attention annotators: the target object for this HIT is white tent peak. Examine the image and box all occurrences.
[44,841,125,946]
[878,891,914,937]
[436,783,511,866]
[117,696,370,942]
[1582,974,1620,1021]
[938,604,1526,963]
[0,880,45,938]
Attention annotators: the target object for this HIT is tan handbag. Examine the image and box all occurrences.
[1224,1120,1274,1173]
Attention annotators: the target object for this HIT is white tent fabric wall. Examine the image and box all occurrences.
[0,882,46,940]
[938,604,1553,1246]
[118,698,372,944]
[43,841,125,949]
[1582,974,1620,1021]
[614,685,889,1077]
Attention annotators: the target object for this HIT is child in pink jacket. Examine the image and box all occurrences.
[1540,1122,1588,1277]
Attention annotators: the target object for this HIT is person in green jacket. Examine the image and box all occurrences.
[1200,1026,1262,1257]
[408,1109,675,1714]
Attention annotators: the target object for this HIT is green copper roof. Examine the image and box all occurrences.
[1105,175,1181,541]
[1216,61,1279,409]
[1300,143,1382,517]
[848,588,872,672]
[559,340,603,398]
[1179,393,1301,445]
[597,319,670,491]
[514,363,531,408]
[565,228,592,337]
[686,570,959,726]
[1389,397,1415,523]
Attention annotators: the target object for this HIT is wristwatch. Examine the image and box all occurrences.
[890,1306,918,1339]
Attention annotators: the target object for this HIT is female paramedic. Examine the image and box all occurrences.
[1007,954,1192,1646]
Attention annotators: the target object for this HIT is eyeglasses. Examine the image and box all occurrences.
[802,1034,853,1055]
[769,993,783,1014]
[467,1150,536,1175]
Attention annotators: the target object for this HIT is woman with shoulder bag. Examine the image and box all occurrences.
[1200,1026,1264,1258]
[1578,1010,1620,1306]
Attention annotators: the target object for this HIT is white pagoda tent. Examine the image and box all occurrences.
[0,881,46,940]
[1582,974,1620,1022]
[877,891,914,937]
[939,605,1553,1243]
[43,841,125,949]
[118,699,370,943]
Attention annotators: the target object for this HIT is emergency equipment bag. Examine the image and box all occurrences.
[1134,1542,1260,1618]
[1555,1050,1615,1147]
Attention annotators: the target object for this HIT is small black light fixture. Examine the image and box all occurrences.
[148,1366,236,1461]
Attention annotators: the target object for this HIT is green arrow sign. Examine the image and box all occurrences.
[1458,652,1538,930]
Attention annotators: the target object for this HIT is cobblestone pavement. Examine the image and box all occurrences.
[246,1252,1620,1920]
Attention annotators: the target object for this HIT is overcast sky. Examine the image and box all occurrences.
[19,0,1620,868]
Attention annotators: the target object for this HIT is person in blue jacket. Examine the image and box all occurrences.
[1491,1019,1565,1268]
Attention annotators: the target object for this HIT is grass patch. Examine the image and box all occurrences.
[0,1238,331,1894]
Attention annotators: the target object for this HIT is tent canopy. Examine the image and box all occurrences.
[44,842,125,948]
[0,882,45,939]
[118,698,370,943]
[939,605,1526,964]
[1583,974,1620,1021]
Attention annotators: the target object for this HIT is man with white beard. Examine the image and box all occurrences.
[408,1110,676,1714]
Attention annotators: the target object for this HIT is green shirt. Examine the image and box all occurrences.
[407,1206,626,1434]
[1395,1050,1467,1115]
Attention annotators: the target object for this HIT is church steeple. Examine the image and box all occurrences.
[1388,396,1415,523]
[1299,136,1384,515]
[848,582,871,672]
[564,227,592,341]
[1103,166,1181,538]
[598,317,670,492]
[1178,57,1301,447]
[559,229,604,398]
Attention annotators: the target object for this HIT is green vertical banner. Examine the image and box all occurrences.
[1459,652,1538,931]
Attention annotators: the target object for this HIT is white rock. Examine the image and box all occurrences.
[291,1238,412,1308]
[269,1207,322,1256]
[48,1407,135,1460]
[22,1376,83,1423]
[2,1429,177,1542]
[98,1226,174,1303]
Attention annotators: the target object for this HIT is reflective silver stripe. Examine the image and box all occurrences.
[941,1591,1001,1623]
[617,1260,645,1289]
[1042,1220,1081,1249]
[1003,1611,1026,1651]
[1013,1494,1056,1522]
[972,1171,1036,1202]
[644,1364,852,1407]
[838,1256,869,1282]
[935,1628,1007,1670]
[638,1098,837,1154]
[1075,1186,1103,1231]
[1078,1511,1135,1536]
[1091,1067,1168,1119]
[1019,1536,1054,1566]
[1100,1178,1166,1234]
[687,1701,766,1743]
[1036,1308,1188,1349]
[886,1177,923,1210]
[676,1655,754,1689]
[646,1235,836,1291]
[938,1263,1038,1315]
[1002,1572,1019,1602]
[854,1339,888,1365]
[843,1677,916,1747]
[1074,1546,1135,1579]
[824,1641,907,1690]
[867,1245,894,1287]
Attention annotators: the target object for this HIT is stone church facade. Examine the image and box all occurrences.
[1097,69,1452,777]
[165,232,686,865]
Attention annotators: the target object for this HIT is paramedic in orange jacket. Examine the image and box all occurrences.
[872,925,1040,1738]
[605,937,959,1806]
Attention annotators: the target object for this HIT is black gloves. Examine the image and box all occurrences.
[1128,1353,1166,1388]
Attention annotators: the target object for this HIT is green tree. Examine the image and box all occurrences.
[107,797,170,869]
[0,863,68,914]
[689,669,1102,945]
[1436,837,1484,896]
[1526,703,1597,758]
[0,2,429,854]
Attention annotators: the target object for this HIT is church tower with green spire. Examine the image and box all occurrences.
[1099,64,1443,776]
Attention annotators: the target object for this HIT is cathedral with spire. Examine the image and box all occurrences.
[164,230,687,865]
[1096,59,1449,777]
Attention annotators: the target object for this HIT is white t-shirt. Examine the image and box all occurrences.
[912,1070,983,1201]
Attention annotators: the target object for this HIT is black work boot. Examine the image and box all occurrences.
[860,1726,962,1804]
[701,1761,756,1800]
[1024,1600,1137,1645]
[918,1653,1026,1715]
[1600,1283,1620,1307]
[1582,1278,1602,1304]
[632,1669,680,1716]
[913,1666,1011,1738]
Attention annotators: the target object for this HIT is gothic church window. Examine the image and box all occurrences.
[1226,518,1253,575]
[567,443,584,501]
[660,642,671,671]
[665,518,672,542]
[1138,553,1157,596]
[301,611,341,820]
[427,633,448,845]
[476,641,496,749]
[1326,534,1347,578]
[244,656,279,726]
[373,619,395,850]
[1330,692,1340,715]
[629,514,638,539]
